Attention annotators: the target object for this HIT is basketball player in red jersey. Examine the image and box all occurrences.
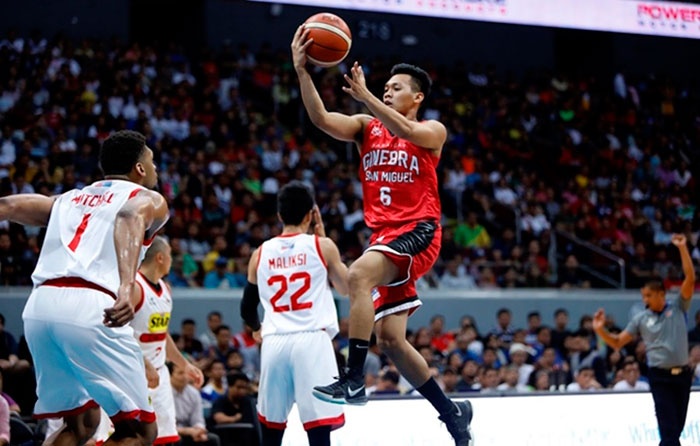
[292,26,473,445]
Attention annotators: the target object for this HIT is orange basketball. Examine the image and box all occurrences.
[304,13,352,68]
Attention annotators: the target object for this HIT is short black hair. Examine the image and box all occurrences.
[100,130,147,176]
[182,318,195,326]
[577,366,594,374]
[381,370,400,385]
[554,308,568,317]
[208,311,222,320]
[643,280,665,293]
[214,325,230,335]
[0,313,4,325]
[535,326,550,335]
[227,372,249,386]
[497,308,511,317]
[390,63,432,97]
[278,181,314,226]
[527,311,541,320]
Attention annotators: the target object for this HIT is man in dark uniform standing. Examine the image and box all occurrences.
[593,234,695,446]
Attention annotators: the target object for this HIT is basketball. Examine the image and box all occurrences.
[303,13,352,68]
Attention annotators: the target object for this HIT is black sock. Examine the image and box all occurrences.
[307,426,331,446]
[262,425,285,446]
[416,377,456,416]
[347,338,369,378]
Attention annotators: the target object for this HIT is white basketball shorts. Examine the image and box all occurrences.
[23,283,155,423]
[257,330,344,431]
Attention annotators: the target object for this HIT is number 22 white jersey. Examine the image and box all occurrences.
[31,179,162,295]
[256,234,339,339]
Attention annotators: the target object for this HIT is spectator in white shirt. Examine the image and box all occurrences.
[566,366,602,392]
[509,343,535,386]
[613,360,650,391]
[494,178,518,206]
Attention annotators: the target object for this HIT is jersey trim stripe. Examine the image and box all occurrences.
[302,413,346,431]
[138,271,163,297]
[33,399,98,419]
[128,188,143,200]
[41,277,116,300]
[277,233,301,238]
[256,244,263,270]
[134,281,145,312]
[153,435,180,445]
[111,409,156,423]
[139,333,167,342]
[258,413,287,430]
[314,235,328,270]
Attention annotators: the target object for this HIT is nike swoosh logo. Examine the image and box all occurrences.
[348,385,365,397]
[455,404,462,417]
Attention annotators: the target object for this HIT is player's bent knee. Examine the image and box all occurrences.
[376,334,403,355]
[347,266,373,294]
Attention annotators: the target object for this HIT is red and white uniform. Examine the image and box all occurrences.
[359,118,442,320]
[132,272,178,444]
[23,179,163,423]
[256,234,344,431]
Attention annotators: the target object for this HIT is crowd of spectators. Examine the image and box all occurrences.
[0,31,699,290]
[3,306,700,442]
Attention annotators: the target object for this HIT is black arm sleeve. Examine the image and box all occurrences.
[240,282,261,331]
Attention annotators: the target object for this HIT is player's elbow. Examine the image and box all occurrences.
[308,110,329,128]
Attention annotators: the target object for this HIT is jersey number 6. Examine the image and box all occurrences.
[380,187,392,206]
[268,272,313,313]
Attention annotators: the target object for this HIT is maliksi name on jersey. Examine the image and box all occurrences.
[269,253,307,270]
[362,149,420,175]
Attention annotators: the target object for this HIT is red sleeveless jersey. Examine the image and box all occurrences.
[359,118,441,229]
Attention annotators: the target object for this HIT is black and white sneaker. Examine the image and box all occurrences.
[312,370,368,406]
[439,400,474,446]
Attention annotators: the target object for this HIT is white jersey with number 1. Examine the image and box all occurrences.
[22,179,166,422]
[31,179,154,293]
[256,233,339,339]
[256,233,344,432]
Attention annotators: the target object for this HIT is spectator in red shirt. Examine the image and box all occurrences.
[429,315,455,354]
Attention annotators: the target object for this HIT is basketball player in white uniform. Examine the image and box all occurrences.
[131,236,204,445]
[0,130,168,446]
[241,181,349,446]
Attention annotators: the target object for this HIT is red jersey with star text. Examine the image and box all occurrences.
[360,118,441,229]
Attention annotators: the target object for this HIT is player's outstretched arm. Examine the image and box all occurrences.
[105,191,168,327]
[672,233,695,301]
[292,25,372,143]
[0,194,57,226]
[343,61,447,152]
[592,308,634,351]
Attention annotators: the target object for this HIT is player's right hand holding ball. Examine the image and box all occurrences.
[291,25,313,72]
